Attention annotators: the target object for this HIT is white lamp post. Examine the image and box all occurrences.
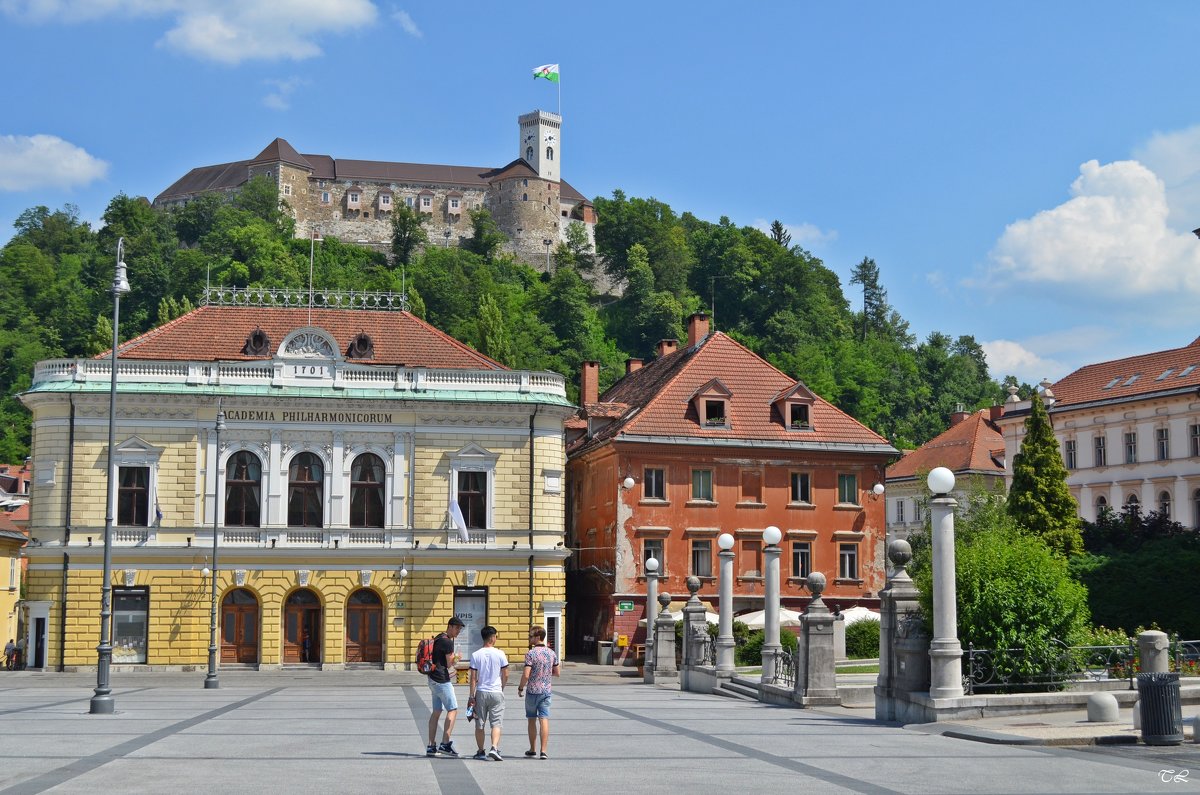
[927,466,963,699]
[644,557,659,678]
[760,525,782,684]
[90,238,130,716]
[716,532,735,673]
[204,405,225,689]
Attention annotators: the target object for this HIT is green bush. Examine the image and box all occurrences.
[1069,538,1200,639]
[845,618,880,659]
[736,628,798,666]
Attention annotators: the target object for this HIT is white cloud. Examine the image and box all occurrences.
[262,77,306,111]
[751,219,838,248]
[1134,124,1200,233]
[0,134,108,191]
[988,158,1200,296]
[1,0,379,64]
[981,339,1063,384]
[392,9,420,37]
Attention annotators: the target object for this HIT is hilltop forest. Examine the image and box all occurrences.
[0,178,1027,461]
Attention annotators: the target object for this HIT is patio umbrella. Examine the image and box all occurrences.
[735,608,804,629]
[839,606,881,625]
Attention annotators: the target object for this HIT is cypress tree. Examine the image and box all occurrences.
[1007,391,1083,555]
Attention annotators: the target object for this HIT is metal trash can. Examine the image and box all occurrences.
[596,641,613,665]
[1137,672,1183,745]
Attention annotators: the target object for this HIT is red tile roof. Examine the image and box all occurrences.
[570,332,894,454]
[1049,335,1200,408]
[106,305,504,369]
[887,410,1004,479]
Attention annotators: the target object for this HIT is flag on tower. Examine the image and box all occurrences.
[532,63,559,83]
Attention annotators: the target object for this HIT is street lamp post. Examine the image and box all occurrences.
[927,466,963,699]
[716,533,735,674]
[443,229,452,247]
[760,525,782,684]
[543,238,553,272]
[644,557,658,680]
[90,238,130,715]
[204,404,226,689]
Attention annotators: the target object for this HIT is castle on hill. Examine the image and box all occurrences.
[154,110,596,269]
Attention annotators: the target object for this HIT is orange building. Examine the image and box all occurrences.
[565,314,897,661]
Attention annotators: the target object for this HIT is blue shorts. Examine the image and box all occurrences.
[428,679,458,713]
[524,691,552,719]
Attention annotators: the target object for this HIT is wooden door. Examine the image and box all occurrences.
[221,588,259,663]
[283,589,322,663]
[345,589,383,663]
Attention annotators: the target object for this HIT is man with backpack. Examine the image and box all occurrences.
[425,616,465,757]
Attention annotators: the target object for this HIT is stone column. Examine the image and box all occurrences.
[1139,630,1170,673]
[761,534,782,685]
[682,576,706,690]
[652,592,677,678]
[644,562,658,683]
[795,571,838,705]
[928,468,964,700]
[716,535,735,675]
[875,539,925,720]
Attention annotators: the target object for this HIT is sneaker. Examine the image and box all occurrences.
[437,741,458,757]
[539,752,549,760]
[472,750,487,760]
[426,744,437,757]
[487,747,503,761]
[524,750,537,758]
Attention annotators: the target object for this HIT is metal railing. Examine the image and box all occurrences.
[964,639,1137,694]
[772,648,796,689]
[1173,636,1200,676]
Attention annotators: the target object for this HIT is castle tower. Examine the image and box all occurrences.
[518,110,561,183]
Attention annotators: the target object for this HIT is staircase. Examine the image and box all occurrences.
[713,675,760,701]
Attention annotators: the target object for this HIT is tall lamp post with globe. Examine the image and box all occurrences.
[927,466,964,699]
[760,525,783,683]
[204,404,226,689]
[644,557,659,680]
[715,532,736,674]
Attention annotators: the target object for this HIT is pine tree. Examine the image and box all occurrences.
[1006,391,1083,555]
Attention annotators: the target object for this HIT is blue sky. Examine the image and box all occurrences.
[3,2,1200,385]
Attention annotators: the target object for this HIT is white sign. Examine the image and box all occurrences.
[453,591,487,662]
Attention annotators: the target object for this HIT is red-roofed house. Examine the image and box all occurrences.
[565,313,897,661]
[885,407,1007,541]
[996,336,1200,526]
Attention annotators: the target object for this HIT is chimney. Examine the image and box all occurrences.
[581,361,599,405]
[625,358,643,374]
[656,339,678,357]
[949,402,969,427]
[687,312,710,348]
[989,404,1004,421]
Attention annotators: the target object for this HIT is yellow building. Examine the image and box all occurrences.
[1,523,25,659]
[19,291,573,671]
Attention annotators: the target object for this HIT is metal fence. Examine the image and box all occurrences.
[771,648,796,689]
[963,639,1137,694]
[1174,636,1200,676]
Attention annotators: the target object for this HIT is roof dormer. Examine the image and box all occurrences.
[691,378,732,429]
[774,381,816,431]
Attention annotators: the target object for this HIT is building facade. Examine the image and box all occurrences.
[153,110,596,270]
[565,314,897,662]
[995,337,1200,528]
[1,523,24,657]
[18,293,573,671]
[885,407,1006,542]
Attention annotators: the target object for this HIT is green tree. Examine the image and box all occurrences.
[477,292,512,366]
[769,220,791,248]
[849,256,886,343]
[464,208,506,261]
[390,204,428,266]
[1007,393,1083,556]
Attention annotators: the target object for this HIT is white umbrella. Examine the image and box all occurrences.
[637,609,720,627]
[839,606,881,625]
[736,608,803,629]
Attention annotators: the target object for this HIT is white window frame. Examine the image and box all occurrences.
[380,193,391,207]
[791,541,811,579]
[1094,435,1107,467]
[837,473,858,505]
[449,443,499,531]
[1064,439,1077,470]
[691,468,713,502]
[1157,427,1170,461]
[1124,431,1137,465]
[690,539,712,578]
[790,471,811,503]
[112,437,164,532]
[838,543,859,580]
[895,498,905,523]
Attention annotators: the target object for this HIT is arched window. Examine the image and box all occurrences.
[546,146,554,161]
[1159,490,1172,517]
[1125,494,1139,512]
[288,452,324,527]
[350,453,385,528]
[225,451,262,527]
[522,193,528,201]
[525,146,534,161]
[1095,495,1107,517]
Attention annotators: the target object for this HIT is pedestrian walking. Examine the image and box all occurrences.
[467,625,509,761]
[3,639,14,670]
[518,625,560,759]
[425,616,465,758]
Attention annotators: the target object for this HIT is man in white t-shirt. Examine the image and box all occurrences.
[467,625,509,761]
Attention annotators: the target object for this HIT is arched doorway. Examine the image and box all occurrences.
[283,588,322,664]
[345,589,383,664]
[221,588,259,664]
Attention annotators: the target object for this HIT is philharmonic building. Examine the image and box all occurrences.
[18,290,572,671]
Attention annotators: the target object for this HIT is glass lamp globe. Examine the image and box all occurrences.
[872,483,885,496]
[201,567,211,578]
[622,476,635,490]
[717,533,734,551]
[763,525,782,546]
[927,466,956,495]
[645,557,659,573]
[399,567,408,579]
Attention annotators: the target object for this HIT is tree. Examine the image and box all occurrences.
[464,208,506,261]
[1007,392,1084,556]
[849,256,886,343]
[390,204,428,266]
[476,293,512,366]
[768,220,791,248]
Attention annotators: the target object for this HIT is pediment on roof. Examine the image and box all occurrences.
[773,381,816,404]
[115,436,165,457]
[690,378,732,400]
[279,327,341,361]
[451,443,499,466]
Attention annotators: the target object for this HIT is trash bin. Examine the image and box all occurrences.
[596,641,613,665]
[1137,672,1183,745]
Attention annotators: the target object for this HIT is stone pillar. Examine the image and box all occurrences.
[761,539,782,685]
[716,537,735,675]
[795,571,838,705]
[929,482,964,700]
[875,539,926,720]
[682,576,706,689]
[644,564,658,683]
[652,592,677,678]
[1139,630,1170,673]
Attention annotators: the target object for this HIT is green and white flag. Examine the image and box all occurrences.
[532,63,559,83]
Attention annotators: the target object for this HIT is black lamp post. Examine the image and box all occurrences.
[543,238,553,271]
[204,403,225,689]
[90,237,130,715]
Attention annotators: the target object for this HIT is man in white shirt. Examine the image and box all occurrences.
[467,625,509,761]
